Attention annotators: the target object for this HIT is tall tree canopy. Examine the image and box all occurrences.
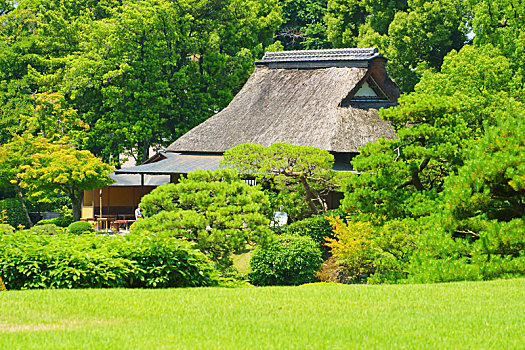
[0,0,282,163]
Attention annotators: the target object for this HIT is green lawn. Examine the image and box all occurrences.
[0,279,523,349]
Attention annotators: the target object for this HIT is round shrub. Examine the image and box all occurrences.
[0,224,15,234]
[285,213,337,258]
[249,235,323,286]
[0,198,29,228]
[68,221,94,235]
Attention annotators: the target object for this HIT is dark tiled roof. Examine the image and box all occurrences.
[108,173,170,186]
[255,48,383,68]
[114,152,224,175]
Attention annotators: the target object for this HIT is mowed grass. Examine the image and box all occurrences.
[0,279,524,349]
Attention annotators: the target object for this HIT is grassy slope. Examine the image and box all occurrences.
[0,279,523,349]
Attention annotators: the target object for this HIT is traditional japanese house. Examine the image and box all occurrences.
[82,47,401,219]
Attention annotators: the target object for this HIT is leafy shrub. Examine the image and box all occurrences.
[325,216,376,282]
[27,224,63,235]
[325,216,419,284]
[0,231,218,289]
[36,214,73,228]
[316,257,352,284]
[68,221,94,235]
[285,212,340,257]
[249,235,322,286]
[0,198,28,228]
[0,224,15,234]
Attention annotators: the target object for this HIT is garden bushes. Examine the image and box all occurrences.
[0,224,15,234]
[249,235,322,286]
[0,231,218,289]
[28,224,63,235]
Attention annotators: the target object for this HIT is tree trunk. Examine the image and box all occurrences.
[15,184,33,227]
[139,140,150,164]
[71,189,83,222]
[299,176,319,215]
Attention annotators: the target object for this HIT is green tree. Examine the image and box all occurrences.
[407,110,525,283]
[276,0,330,50]
[342,44,522,222]
[19,142,114,222]
[443,109,525,228]
[325,0,467,92]
[469,0,525,98]
[222,143,343,219]
[0,0,281,164]
[0,0,100,144]
[133,169,272,268]
[0,134,52,226]
[62,0,282,164]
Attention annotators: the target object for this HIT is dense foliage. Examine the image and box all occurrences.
[249,235,322,286]
[134,169,272,268]
[333,41,525,283]
[0,223,15,234]
[0,0,282,163]
[0,231,218,289]
[1,0,525,287]
[0,198,29,228]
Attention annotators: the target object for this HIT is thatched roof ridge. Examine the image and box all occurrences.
[168,65,397,153]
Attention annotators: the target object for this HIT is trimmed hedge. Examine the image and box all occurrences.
[0,231,218,289]
[0,198,29,228]
[249,235,322,286]
[36,215,73,228]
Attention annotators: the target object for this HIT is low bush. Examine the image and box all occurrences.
[0,198,28,228]
[36,215,73,228]
[0,231,218,289]
[68,221,94,235]
[249,235,322,286]
[0,224,15,234]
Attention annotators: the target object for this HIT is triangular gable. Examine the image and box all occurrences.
[340,76,390,107]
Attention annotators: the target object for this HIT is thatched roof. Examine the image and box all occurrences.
[168,48,400,154]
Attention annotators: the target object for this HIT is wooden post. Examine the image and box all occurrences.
[140,174,144,196]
